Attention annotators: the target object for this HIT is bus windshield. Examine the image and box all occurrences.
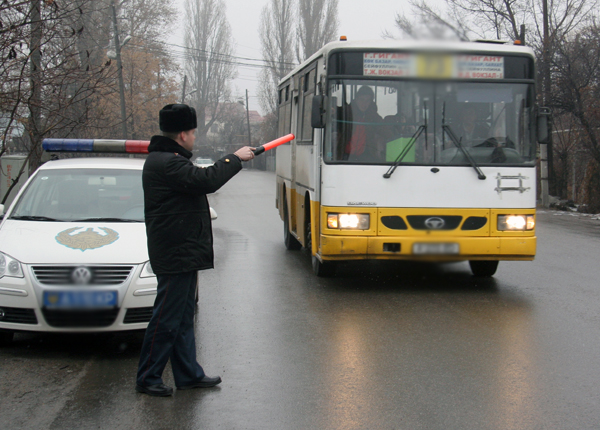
[324,79,536,166]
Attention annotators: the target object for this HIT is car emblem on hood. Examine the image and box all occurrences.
[56,227,119,251]
[72,267,92,285]
[424,217,445,229]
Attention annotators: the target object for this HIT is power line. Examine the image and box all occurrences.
[126,39,297,70]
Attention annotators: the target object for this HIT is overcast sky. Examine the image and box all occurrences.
[170,0,408,114]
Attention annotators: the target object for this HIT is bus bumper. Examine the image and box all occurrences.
[318,235,536,261]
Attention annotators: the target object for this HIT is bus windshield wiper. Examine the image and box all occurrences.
[71,217,142,222]
[383,102,428,179]
[442,124,486,180]
[10,215,63,222]
[441,101,485,180]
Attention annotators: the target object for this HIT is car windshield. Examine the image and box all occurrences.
[324,79,536,166]
[10,168,144,222]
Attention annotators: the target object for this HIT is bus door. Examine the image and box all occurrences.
[289,74,300,237]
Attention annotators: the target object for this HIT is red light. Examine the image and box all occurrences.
[125,140,150,154]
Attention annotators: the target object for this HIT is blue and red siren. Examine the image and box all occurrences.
[42,139,150,154]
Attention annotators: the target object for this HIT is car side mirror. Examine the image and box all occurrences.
[537,107,551,144]
[210,207,218,220]
[311,95,327,129]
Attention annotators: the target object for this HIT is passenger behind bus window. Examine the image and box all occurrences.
[337,86,385,162]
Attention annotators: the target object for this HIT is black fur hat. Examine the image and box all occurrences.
[159,104,197,132]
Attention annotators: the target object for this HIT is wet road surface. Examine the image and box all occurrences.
[2,170,600,429]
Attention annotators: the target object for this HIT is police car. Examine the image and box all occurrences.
[0,139,161,344]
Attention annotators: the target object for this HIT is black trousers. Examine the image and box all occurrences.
[136,271,205,387]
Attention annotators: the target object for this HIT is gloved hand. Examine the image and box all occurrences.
[234,146,256,161]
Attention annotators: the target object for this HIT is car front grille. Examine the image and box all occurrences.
[0,307,38,324]
[42,308,119,328]
[123,307,154,324]
[32,266,134,286]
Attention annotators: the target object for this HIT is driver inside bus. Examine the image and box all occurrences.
[338,85,385,162]
[452,104,490,146]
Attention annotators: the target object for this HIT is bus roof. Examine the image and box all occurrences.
[280,39,535,84]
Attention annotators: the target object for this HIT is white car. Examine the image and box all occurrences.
[194,157,214,168]
[0,156,158,344]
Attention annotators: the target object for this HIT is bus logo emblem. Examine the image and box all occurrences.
[425,217,445,229]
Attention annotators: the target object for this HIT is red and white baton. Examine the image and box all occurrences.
[252,134,295,155]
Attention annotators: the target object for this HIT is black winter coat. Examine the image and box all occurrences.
[143,135,242,275]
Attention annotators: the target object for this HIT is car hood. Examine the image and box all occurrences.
[0,221,149,264]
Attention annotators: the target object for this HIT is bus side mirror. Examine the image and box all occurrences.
[311,95,327,129]
[537,107,551,144]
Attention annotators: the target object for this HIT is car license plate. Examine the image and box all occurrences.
[43,291,118,309]
[412,242,459,255]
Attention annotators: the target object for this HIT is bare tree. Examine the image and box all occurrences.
[387,0,595,43]
[1,1,117,168]
[296,0,339,62]
[384,0,470,41]
[258,0,296,115]
[184,0,236,146]
[0,0,179,203]
[552,25,600,167]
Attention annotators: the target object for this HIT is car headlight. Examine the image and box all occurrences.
[327,213,370,230]
[140,261,156,278]
[0,252,24,279]
[497,215,535,231]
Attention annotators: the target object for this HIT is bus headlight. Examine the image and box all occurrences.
[327,213,370,230]
[0,252,24,279]
[497,215,535,231]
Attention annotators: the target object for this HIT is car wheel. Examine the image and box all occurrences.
[283,196,301,250]
[469,260,499,277]
[0,331,14,347]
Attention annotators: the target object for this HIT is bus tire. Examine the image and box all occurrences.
[0,330,14,347]
[469,260,499,277]
[312,256,336,277]
[283,196,301,250]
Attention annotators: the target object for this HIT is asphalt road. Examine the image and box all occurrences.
[2,170,600,430]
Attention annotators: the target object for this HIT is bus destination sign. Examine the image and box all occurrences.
[363,53,504,79]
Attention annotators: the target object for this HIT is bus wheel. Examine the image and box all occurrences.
[0,331,14,347]
[283,197,301,250]
[469,260,499,277]
[312,256,336,277]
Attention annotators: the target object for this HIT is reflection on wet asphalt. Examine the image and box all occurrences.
[2,171,600,430]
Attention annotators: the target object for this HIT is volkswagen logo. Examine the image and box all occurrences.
[71,267,92,285]
[0,308,5,320]
[424,217,445,230]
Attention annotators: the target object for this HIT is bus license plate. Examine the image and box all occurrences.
[43,291,118,309]
[412,243,459,255]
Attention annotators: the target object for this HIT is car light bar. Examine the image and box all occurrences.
[42,139,150,154]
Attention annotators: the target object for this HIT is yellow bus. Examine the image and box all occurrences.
[275,39,549,277]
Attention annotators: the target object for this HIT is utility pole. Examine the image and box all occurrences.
[111,0,128,139]
[181,75,187,103]
[540,0,550,207]
[28,0,42,171]
[245,89,252,146]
